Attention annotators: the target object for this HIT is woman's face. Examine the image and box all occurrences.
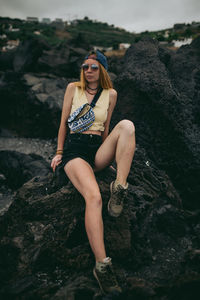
[82,58,100,84]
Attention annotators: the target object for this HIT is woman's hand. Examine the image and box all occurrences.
[51,154,63,173]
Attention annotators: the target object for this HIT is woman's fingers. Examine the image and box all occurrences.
[51,156,62,172]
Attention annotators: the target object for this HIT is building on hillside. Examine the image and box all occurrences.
[191,21,200,28]
[70,19,78,25]
[93,46,113,52]
[2,39,20,51]
[0,34,7,39]
[52,18,64,29]
[26,17,39,22]
[8,24,20,32]
[119,43,130,50]
[34,31,41,35]
[11,28,20,32]
[7,39,20,47]
[172,38,192,48]
[55,18,63,23]
[164,30,170,38]
[93,46,104,51]
[42,18,51,24]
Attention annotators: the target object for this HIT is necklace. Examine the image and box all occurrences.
[86,85,98,91]
[86,89,97,95]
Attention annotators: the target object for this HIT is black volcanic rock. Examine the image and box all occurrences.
[38,46,88,78]
[0,32,200,300]
[113,36,200,209]
[13,38,49,72]
[0,37,88,78]
[0,150,51,189]
[0,49,16,71]
[0,72,70,138]
[0,146,199,299]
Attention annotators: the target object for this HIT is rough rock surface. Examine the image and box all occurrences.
[1,147,199,299]
[37,46,88,78]
[0,36,200,299]
[113,37,200,209]
[0,150,51,189]
[0,37,89,77]
[0,71,70,137]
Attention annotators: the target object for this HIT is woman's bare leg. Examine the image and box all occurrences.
[64,158,106,262]
[94,120,136,185]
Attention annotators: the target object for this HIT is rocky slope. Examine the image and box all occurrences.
[114,37,200,210]
[0,36,200,299]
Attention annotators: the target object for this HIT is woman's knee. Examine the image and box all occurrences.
[84,190,102,207]
[117,119,135,135]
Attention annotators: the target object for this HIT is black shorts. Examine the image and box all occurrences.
[61,133,102,169]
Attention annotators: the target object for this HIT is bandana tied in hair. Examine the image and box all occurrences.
[85,50,108,70]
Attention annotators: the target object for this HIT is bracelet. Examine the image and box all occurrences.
[56,149,63,155]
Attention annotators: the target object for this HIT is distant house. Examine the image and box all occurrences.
[8,24,20,32]
[172,38,192,48]
[26,17,39,22]
[52,18,64,29]
[164,30,170,38]
[11,28,20,32]
[34,31,41,35]
[93,46,104,51]
[0,34,7,39]
[70,20,78,25]
[2,39,20,51]
[42,18,51,24]
[54,18,63,23]
[191,21,200,28]
[7,39,20,47]
[119,43,130,50]
[93,46,113,52]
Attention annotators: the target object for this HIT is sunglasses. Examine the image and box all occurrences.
[81,63,99,71]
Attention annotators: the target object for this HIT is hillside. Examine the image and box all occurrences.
[0,16,200,51]
[0,16,136,49]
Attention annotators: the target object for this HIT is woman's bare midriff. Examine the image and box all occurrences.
[70,130,102,136]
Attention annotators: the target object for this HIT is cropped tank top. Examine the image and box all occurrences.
[70,87,110,132]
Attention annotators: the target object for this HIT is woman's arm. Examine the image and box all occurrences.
[56,82,76,151]
[51,82,75,172]
[102,89,117,142]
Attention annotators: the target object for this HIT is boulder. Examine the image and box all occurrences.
[113,36,200,209]
[13,38,49,72]
[0,150,51,189]
[0,72,71,138]
[0,147,199,299]
[37,45,88,78]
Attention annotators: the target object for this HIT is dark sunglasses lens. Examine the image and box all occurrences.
[82,64,89,70]
[81,64,99,71]
[91,64,99,70]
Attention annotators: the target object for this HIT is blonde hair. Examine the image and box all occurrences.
[75,61,113,90]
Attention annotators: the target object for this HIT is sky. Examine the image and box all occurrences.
[0,0,200,33]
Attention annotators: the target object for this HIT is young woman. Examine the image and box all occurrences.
[51,50,136,294]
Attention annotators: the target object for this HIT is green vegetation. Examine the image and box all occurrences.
[65,17,136,47]
[0,16,200,50]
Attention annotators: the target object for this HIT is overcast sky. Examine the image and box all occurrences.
[1,0,200,33]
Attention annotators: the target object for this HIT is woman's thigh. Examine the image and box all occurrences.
[64,157,100,199]
[94,128,119,172]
